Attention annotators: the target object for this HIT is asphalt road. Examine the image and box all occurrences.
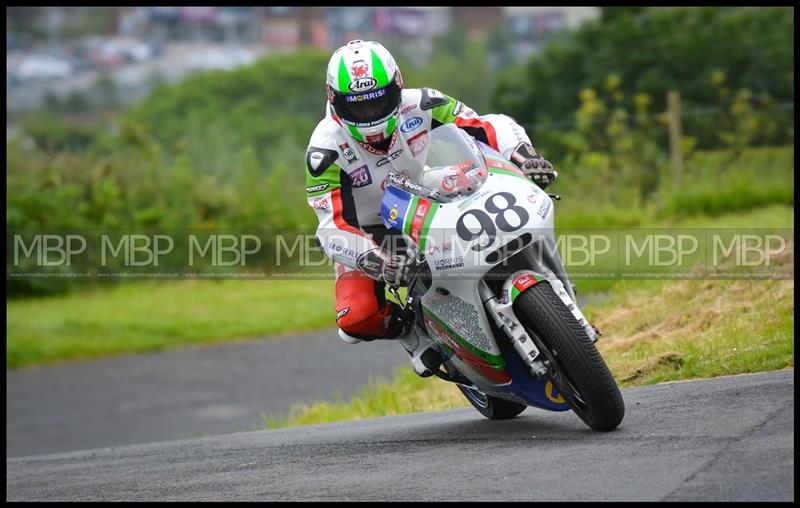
[6,294,605,459]
[6,370,793,501]
[6,330,408,458]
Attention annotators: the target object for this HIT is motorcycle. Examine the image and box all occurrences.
[379,123,624,431]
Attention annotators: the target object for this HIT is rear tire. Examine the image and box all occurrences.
[514,282,624,431]
[456,384,527,420]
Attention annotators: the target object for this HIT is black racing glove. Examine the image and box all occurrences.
[356,248,424,287]
[381,252,424,287]
[510,142,558,189]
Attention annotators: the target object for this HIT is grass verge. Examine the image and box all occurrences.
[6,279,334,369]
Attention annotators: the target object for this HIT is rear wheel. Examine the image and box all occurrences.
[454,380,527,420]
[514,282,625,431]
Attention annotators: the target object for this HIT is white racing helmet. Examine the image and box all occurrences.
[326,40,404,145]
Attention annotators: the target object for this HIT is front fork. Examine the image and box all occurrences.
[478,272,599,378]
[478,280,549,378]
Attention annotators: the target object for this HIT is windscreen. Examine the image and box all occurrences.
[416,124,489,203]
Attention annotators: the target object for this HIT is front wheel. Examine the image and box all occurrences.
[514,282,625,431]
[456,384,527,420]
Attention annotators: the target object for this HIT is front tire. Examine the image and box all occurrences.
[514,282,625,431]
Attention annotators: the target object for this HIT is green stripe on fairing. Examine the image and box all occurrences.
[422,306,505,368]
[417,202,438,252]
[337,55,350,92]
[488,167,531,182]
[370,49,390,87]
[403,195,420,235]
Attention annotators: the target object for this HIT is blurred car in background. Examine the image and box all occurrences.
[98,38,156,69]
[15,54,74,82]
[187,46,256,72]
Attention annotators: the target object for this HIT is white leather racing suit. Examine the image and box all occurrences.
[305,87,534,274]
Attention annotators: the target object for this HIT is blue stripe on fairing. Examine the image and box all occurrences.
[501,341,572,411]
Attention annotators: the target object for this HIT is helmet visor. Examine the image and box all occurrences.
[332,81,401,126]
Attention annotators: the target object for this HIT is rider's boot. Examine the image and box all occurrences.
[337,329,364,344]
[386,303,441,378]
[338,303,441,378]
[399,330,441,378]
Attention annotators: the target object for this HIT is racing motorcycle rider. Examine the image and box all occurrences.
[305,40,557,377]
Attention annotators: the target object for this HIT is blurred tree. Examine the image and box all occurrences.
[492,6,794,148]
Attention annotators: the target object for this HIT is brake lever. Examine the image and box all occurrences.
[388,285,406,310]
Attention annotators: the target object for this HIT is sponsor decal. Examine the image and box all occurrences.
[346,88,386,102]
[366,133,385,144]
[513,274,538,293]
[351,59,369,79]
[408,199,432,244]
[306,183,329,193]
[377,149,403,167]
[527,192,539,204]
[356,251,384,276]
[510,123,527,144]
[454,160,476,172]
[336,307,350,320]
[536,199,552,219]
[460,106,476,118]
[425,240,453,255]
[401,103,417,114]
[381,184,412,229]
[360,131,398,156]
[400,116,423,133]
[388,172,426,194]
[326,241,359,261]
[312,197,330,212]
[348,77,377,92]
[433,256,465,270]
[407,130,429,157]
[339,143,358,164]
[441,174,458,192]
[545,380,566,404]
[381,169,409,191]
[349,165,372,188]
[457,188,491,211]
